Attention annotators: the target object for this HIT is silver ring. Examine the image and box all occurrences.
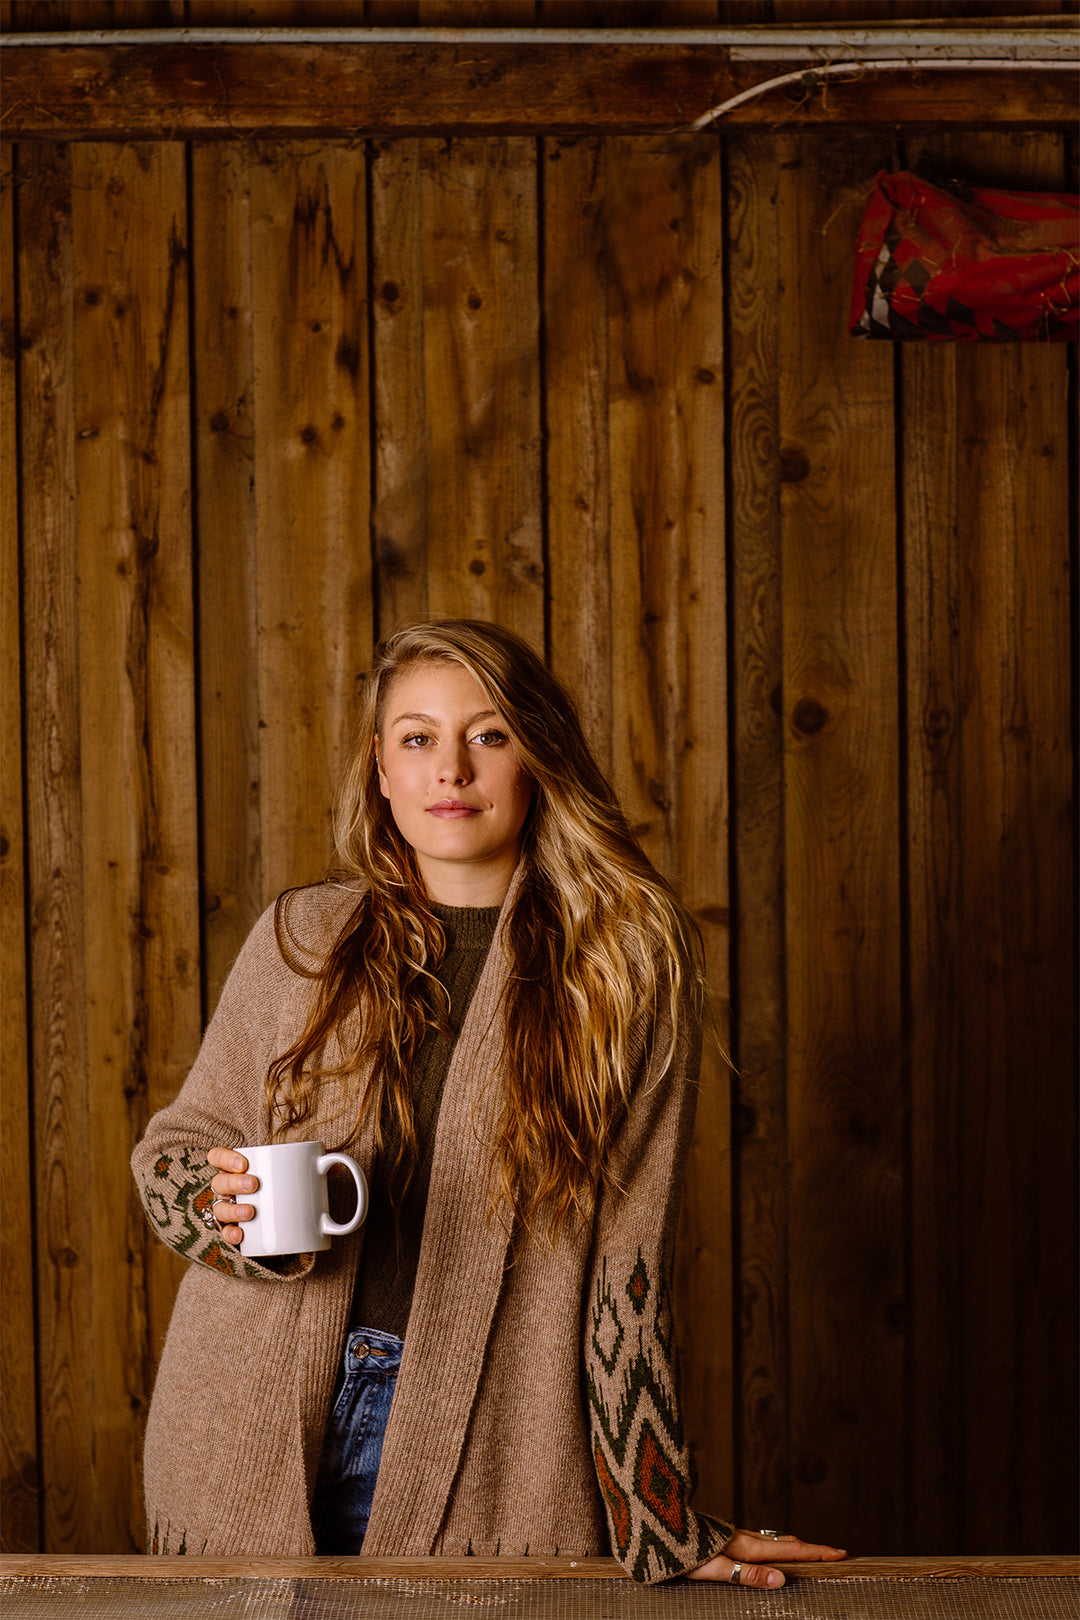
[728,1563,742,1585]
[758,1529,790,1540]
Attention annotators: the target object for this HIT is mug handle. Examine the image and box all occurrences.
[317,1153,369,1237]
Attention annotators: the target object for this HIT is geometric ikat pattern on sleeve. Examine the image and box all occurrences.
[586,1248,734,1582]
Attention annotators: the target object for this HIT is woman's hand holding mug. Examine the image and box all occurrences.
[207,1146,257,1246]
[206,1141,368,1255]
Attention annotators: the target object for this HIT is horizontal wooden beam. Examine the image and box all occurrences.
[1,44,1075,139]
[0,1554,1076,1579]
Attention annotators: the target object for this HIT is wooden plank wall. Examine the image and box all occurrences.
[2,0,1077,1566]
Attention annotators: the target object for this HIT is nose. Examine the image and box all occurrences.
[436,740,472,785]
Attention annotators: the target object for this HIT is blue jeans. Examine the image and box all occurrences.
[310,1326,403,1554]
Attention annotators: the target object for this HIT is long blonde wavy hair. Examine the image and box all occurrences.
[267,619,703,1238]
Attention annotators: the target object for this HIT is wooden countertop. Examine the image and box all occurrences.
[2,1554,1076,1580]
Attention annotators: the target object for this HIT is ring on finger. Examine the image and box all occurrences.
[728,1563,742,1585]
[758,1529,790,1540]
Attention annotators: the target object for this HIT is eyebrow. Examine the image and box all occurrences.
[389,709,499,729]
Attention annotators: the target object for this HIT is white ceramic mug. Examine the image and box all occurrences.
[238,1140,368,1257]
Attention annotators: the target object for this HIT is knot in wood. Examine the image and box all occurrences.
[792,697,828,735]
[780,444,811,483]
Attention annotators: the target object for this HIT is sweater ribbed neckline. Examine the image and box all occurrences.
[429,901,502,949]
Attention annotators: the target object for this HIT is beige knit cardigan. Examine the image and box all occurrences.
[131,871,734,1581]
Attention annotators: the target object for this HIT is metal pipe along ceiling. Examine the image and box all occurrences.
[0,25,1076,60]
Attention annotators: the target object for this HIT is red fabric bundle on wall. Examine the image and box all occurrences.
[850,170,1078,342]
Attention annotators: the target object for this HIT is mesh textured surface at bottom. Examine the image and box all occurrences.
[2,1576,1078,1620]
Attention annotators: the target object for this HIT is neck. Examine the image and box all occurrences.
[417,854,518,908]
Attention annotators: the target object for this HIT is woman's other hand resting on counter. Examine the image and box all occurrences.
[688,1530,847,1588]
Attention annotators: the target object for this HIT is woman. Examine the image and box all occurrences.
[132,619,843,1587]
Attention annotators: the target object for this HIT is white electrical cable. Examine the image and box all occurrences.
[689,58,1076,130]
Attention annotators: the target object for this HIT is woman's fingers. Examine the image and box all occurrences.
[724,1530,847,1563]
[687,1530,847,1585]
[686,1555,784,1588]
[207,1146,250,1175]
[205,1147,257,1243]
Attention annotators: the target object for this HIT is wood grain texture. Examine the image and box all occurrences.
[4,47,1074,141]
[542,135,613,777]
[908,132,1075,1557]
[896,182,963,1558]
[600,133,731,1516]
[70,140,200,1553]
[373,136,543,647]
[370,139,428,632]
[541,1,719,21]
[249,141,373,903]
[17,139,92,1559]
[725,130,788,1533]
[777,133,904,1552]
[4,0,184,25]
[190,141,261,1011]
[417,136,541,641]
[186,1,371,20]
[1,1552,1075,1579]
[415,0,539,19]
[0,139,40,1556]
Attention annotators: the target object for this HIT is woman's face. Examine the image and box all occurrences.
[376,661,534,906]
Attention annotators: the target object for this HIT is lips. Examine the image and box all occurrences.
[427,800,481,818]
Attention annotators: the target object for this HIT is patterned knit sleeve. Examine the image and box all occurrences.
[584,993,735,1583]
[131,901,315,1284]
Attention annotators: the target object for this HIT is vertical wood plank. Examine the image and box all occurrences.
[725,129,789,1533]
[1,141,41,1556]
[371,139,429,631]
[190,142,261,1012]
[898,205,964,1556]
[542,135,613,778]
[957,136,1076,1556]
[372,137,543,649]
[957,260,1076,1553]
[601,133,732,1517]
[420,137,542,644]
[777,132,904,1552]
[18,140,91,1559]
[902,131,1076,1557]
[70,140,200,1553]
[250,142,373,903]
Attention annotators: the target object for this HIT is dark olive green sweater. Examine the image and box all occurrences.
[350,902,500,1337]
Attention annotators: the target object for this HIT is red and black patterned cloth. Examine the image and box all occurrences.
[850,170,1078,342]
